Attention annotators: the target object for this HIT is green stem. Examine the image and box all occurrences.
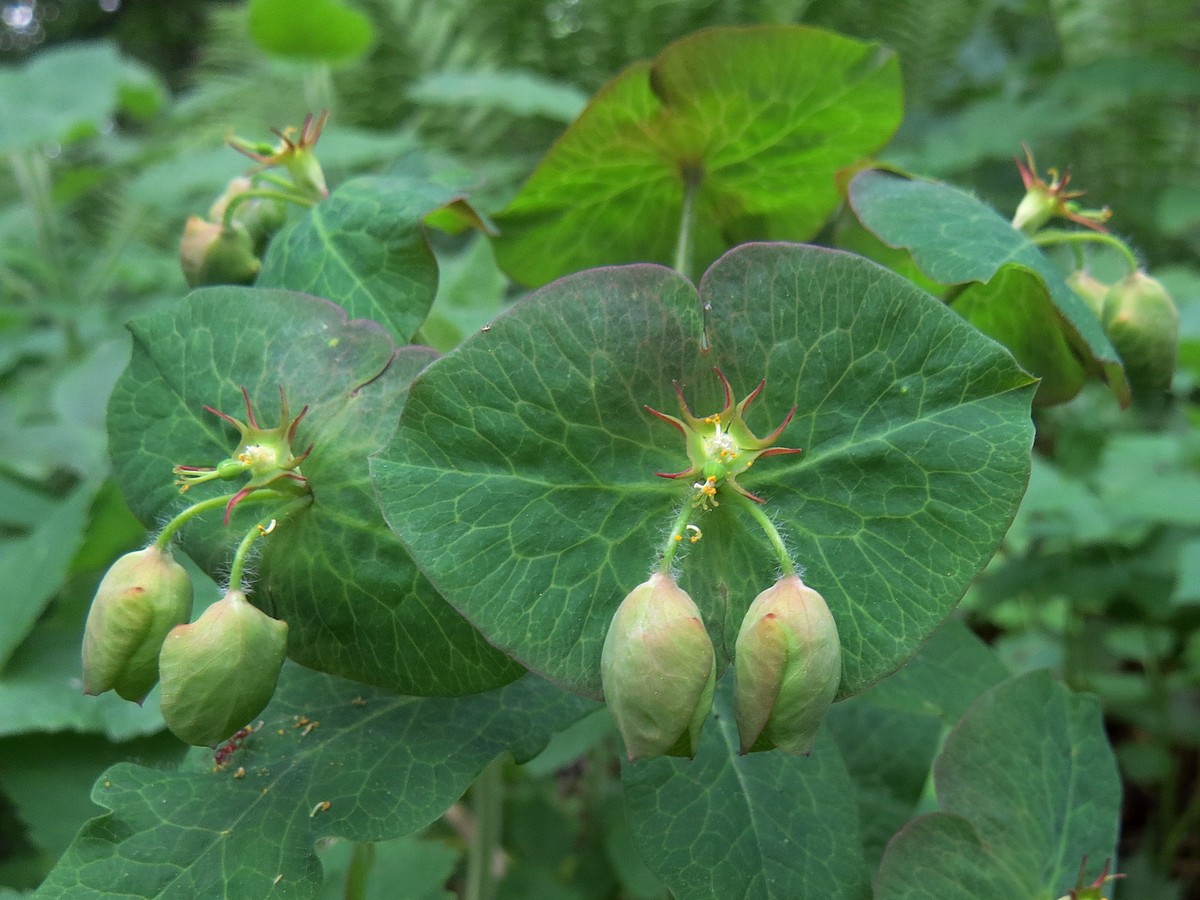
[464,757,504,900]
[221,187,315,228]
[304,64,335,115]
[659,501,697,573]
[153,489,293,549]
[9,150,66,295]
[227,497,312,593]
[731,492,796,577]
[672,165,701,283]
[1031,229,1140,274]
[155,494,238,549]
[343,842,376,900]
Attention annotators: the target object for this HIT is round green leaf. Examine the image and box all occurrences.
[373,243,1037,699]
[36,666,594,898]
[248,0,374,63]
[258,176,480,345]
[492,25,902,287]
[108,287,522,696]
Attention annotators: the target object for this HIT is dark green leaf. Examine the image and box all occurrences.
[35,666,595,898]
[375,244,1036,698]
[857,617,1010,724]
[848,169,1130,405]
[248,0,374,63]
[108,287,522,695]
[874,671,1121,899]
[825,619,1008,870]
[258,176,478,344]
[621,677,868,899]
[0,733,181,868]
[825,700,940,874]
[493,25,902,286]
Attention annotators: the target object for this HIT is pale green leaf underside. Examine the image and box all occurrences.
[108,287,521,696]
[374,243,1036,699]
[258,176,471,345]
[848,169,1130,406]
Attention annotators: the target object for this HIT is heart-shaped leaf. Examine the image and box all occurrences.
[373,243,1036,699]
[258,176,484,345]
[492,25,902,287]
[621,676,867,899]
[874,670,1121,899]
[847,169,1130,406]
[108,287,522,695]
[35,665,596,898]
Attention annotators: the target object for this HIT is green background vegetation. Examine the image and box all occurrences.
[1,0,1197,896]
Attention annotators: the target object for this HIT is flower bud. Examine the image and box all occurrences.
[600,573,716,761]
[1102,271,1179,392]
[733,576,841,756]
[179,216,262,288]
[159,590,288,746]
[81,546,193,703]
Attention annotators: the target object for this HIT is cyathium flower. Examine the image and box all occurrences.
[645,367,801,505]
[229,111,329,199]
[1012,144,1111,234]
[173,386,312,522]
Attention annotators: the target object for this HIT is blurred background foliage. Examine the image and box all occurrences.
[1,0,1197,896]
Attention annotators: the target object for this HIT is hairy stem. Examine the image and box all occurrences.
[227,497,312,593]
[221,187,315,229]
[154,489,291,549]
[658,500,697,574]
[343,842,376,900]
[732,492,796,577]
[1032,229,1140,274]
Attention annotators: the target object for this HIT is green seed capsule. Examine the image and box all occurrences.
[601,573,716,761]
[81,546,193,703]
[159,590,288,747]
[179,216,262,288]
[733,576,841,756]
[1102,271,1179,393]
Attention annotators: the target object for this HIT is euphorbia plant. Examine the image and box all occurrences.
[55,23,1141,900]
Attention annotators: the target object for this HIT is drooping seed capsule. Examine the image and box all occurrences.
[81,546,193,703]
[733,576,841,756]
[158,590,288,747]
[1101,270,1180,393]
[600,573,716,761]
[179,216,262,288]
